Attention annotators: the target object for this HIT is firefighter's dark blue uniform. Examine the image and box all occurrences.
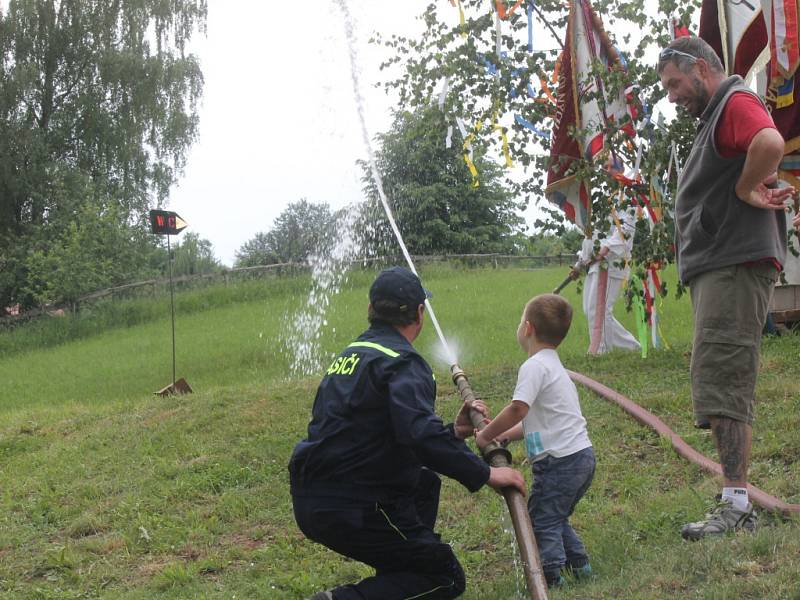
[289,323,490,600]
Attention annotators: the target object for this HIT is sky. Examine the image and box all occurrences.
[168,0,436,266]
[167,0,673,267]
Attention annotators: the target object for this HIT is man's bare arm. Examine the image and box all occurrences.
[735,128,793,209]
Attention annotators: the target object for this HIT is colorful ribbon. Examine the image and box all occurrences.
[489,110,513,168]
[437,76,450,110]
[538,75,557,104]
[632,288,648,359]
[527,1,534,52]
[464,132,480,188]
[494,9,502,60]
[514,114,549,139]
[461,119,482,188]
[495,0,524,19]
[495,125,514,167]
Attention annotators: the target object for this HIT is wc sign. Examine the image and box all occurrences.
[147,208,193,396]
[149,209,187,236]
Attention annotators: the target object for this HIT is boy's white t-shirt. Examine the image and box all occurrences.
[513,348,592,462]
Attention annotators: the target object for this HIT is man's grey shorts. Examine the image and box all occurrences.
[689,263,778,425]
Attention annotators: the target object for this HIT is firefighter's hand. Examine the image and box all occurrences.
[794,210,800,231]
[454,398,489,440]
[487,466,526,496]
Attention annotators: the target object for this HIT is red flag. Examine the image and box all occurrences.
[765,2,800,153]
[545,0,636,231]
[699,0,769,80]
[771,0,800,81]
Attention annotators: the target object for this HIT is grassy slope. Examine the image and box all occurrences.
[1,265,799,599]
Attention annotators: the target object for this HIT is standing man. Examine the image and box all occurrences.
[658,37,791,540]
[289,266,526,600]
[576,208,641,355]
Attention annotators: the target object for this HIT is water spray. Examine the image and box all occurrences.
[333,0,456,365]
[333,3,548,597]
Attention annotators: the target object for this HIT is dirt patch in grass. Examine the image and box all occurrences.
[221,531,268,551]
[136,557,173,578]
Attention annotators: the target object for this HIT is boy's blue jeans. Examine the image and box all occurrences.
[528,446,596,582]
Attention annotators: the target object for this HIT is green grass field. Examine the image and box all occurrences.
[1,264,799,599]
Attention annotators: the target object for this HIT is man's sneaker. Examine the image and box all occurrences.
[308,592,333,600]
[681,499,756,541]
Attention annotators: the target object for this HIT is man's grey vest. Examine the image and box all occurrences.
[675,75,787,284]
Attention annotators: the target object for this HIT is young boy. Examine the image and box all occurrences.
[476,293,595,587]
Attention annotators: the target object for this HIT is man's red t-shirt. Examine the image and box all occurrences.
[715,92,776,157]
[714,91,782,269]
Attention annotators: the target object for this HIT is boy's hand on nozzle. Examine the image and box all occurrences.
[488,466,526,496]
[454,398,490,440]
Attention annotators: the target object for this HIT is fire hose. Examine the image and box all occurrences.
[446,365,799,600]
[568,370,800,515]
[450,364,549,600]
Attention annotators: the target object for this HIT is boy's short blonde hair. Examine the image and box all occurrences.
[523,293,573,346]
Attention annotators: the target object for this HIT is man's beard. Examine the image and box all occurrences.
[689,76,710,118]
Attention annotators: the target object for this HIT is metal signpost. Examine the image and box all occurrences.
[149,209,193,396]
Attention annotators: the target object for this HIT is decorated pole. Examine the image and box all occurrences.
[450,364,549,600]
[553,264,583,294]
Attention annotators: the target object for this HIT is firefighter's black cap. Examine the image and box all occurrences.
[369,267,432,311]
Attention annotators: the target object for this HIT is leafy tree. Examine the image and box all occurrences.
[0,0,207,308]
[234,200,335,267]
[360,106,526,256]
[170,232,220,277]
[372,0,702,290]
[234,232,280,268]
[22,197,160,306]
[525,227,583,256]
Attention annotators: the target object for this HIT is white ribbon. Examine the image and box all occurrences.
[437,76,450,110]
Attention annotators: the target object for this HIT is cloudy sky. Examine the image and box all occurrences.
[167,1,435,265]
[166,0,576,265]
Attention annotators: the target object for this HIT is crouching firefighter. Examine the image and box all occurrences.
[289,266,526,600]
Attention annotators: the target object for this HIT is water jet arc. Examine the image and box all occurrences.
[451,364,549,600]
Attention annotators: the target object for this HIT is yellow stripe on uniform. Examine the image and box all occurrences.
[347,341,400,358]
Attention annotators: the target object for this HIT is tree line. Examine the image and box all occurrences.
[234,109,582,269]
